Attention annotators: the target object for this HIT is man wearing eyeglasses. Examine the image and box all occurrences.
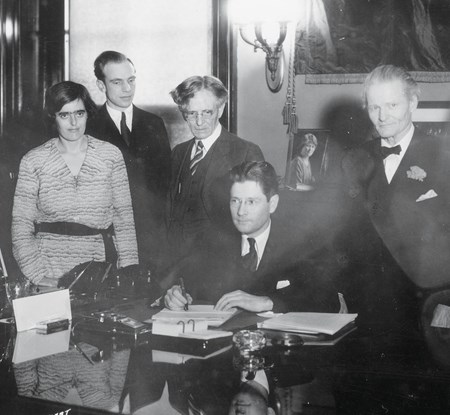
[167,75,264,261]
[87,51,171,272]
[164,161,339,313]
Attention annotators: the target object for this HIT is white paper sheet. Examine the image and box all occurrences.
[12,289,71,332]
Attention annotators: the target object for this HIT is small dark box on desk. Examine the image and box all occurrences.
[74,310,152,345]
[150,332,232,357]
[35,318,70,335]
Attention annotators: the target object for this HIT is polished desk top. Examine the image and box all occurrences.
[1,296,450,415]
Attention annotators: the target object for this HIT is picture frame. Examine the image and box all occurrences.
[294,0,450,84]
[285,129,331,191]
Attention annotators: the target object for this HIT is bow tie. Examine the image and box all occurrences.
[380,145,401,159]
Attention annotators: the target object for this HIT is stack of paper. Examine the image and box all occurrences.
[150,305,237,327]
[152,319,209,336]
[258,313,358,335]
[149,306,235,356]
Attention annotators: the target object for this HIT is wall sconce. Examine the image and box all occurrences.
[239,22,288,93]
[229,0,299,93]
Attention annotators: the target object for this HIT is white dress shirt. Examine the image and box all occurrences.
[190,124,222,159]
[382,124,414,183]
[241,221,271,270]
[106,103,133,133]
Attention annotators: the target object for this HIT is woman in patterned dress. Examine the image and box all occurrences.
[12,81,138,287]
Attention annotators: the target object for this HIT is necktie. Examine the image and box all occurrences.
[242,237,258,272]
[380,145,401,159]
[120,112,131,147]
[190,140,204,175]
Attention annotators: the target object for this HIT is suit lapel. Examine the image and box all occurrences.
[389,132,419,188]
[254,228,283,281]
[100,105,123,144]
[171,140,194,201]
[367,139,391,213]
[129,105,142,151]
[257,232,273,277]
[202,131,231,189]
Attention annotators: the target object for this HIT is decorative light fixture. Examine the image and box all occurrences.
[229,0,299,93]
[238,22,288,93]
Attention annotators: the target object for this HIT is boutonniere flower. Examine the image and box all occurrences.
[407,166,427,182]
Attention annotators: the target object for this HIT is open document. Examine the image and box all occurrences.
[258,312,358,335]
[149,305,238,327]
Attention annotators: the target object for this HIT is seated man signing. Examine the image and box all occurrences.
[164,161,338,313]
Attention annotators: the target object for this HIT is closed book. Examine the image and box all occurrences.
[35,318,70,334]
[260,321,357,347]
[258,312,358,335]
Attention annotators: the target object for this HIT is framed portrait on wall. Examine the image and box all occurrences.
[285,129,331,191]
[294,0,450,84]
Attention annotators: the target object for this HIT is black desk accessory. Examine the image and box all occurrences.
[150,332,232,357]
[73,309,152,343]
[58,260,112,296]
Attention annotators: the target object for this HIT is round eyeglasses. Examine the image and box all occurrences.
[56,110,87,120]
[182,109,214,121]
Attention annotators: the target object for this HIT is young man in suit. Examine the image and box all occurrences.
[164,161,338,313]
[87,51,171,271]
[167,76,264,260]
[342,65,450,330]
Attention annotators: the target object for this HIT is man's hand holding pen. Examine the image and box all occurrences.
[164,283,193,311]
[178,277,189,311]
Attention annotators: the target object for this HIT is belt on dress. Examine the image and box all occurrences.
[34,222,117,264]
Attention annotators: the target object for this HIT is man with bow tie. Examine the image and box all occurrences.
[342,65,450,330]
[164,161,338,313]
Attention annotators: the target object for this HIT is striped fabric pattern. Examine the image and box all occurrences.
[14,346,130,410]
[12,136,138,284]
[189,140,204,175]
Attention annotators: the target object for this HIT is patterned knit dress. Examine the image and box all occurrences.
[12,136,139,284]
[14,345,130,410]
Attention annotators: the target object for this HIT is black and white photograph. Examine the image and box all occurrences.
[1,0,450,414]
[285,129,331,191]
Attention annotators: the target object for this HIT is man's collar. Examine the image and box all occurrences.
[106,102,133,118]
[241,220,271,259]
[194,124,222,153]
[105,103,133,131]
[381,124,414,148]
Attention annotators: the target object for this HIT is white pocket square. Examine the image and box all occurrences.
[416,189,438,202]
[276,280,290,290]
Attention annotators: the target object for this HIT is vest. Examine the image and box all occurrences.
[171,145,214,238]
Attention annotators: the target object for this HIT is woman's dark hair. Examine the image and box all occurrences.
[295,133,318,156]
[44,81,97,121]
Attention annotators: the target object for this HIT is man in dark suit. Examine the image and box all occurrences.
[87,51,171,271]
[167,76,264,260]
[342,65,450,330]
[164,161,339,313]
